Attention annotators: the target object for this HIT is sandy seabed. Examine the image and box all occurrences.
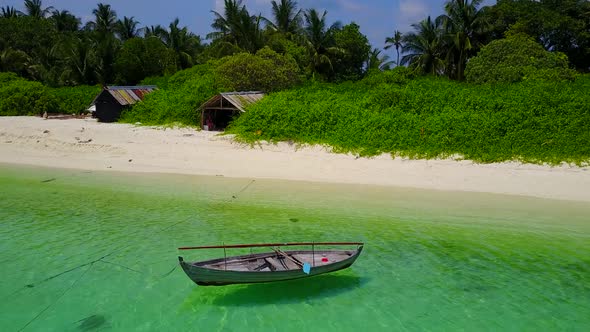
[1,116,589,202]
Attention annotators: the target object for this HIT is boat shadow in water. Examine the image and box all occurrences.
[187,273,367,306]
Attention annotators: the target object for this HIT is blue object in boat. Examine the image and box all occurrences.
[303,262,311,274]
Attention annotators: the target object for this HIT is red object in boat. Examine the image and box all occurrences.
[322,257,329,262]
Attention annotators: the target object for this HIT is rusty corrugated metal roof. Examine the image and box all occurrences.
[200,91,265,112]
[104,86,157,106]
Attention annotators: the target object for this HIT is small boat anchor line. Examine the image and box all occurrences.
[178,242,364,286]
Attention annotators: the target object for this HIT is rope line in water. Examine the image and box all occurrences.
[231,180,255,199]
[98,260,142,274]
[18,263,94,332]
[12,175,256,330]
[4,253,115,300]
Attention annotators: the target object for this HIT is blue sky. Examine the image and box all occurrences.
[3,0,495,56]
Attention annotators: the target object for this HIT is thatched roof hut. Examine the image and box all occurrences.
[92,85,157,122]
[199,91,265,131]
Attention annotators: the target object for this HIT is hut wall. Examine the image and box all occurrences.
[94,91,125,122]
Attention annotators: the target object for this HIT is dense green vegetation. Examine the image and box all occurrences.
[0,72,98,116]
[119,64,216,126]
[465,34,577,84]
[2,0,590,164]
[227,69,590,165]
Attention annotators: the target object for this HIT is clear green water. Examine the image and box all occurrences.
[1,164,589,331]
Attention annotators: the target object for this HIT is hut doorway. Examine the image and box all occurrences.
[202,109,239,131]
[199,92,265,131]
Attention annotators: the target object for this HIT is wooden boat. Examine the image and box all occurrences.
[178,242,364,286]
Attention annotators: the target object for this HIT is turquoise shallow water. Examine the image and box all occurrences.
[0,164,589,331]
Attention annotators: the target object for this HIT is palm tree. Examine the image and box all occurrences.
[366,48,394,71]
[209,0,263,52]
[1,6,19,18]
[209,0,244,42]
[401,16,446,75]
[21,0,53,18]
[50,10,80,32]
[142,25,165,38]
[116,16,140,40]
[266,0,302,34]
[439,0,488,80]
[303,9,342,77]
[0,48,31,75]
[91,3,117,34]
[159,18,202,69]
[62,36,97,85]
[384,30,403,66]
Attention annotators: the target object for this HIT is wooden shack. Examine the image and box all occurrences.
[199,91,265,131]
[92,85,157,122]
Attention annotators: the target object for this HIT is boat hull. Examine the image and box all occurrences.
[179,246,363,286]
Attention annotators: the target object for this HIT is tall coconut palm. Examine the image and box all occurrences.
[208,0,244,42]
[266,0,302,34]
[21,0,53,18]
[63,36,97,85]
[142,25,165,38]
[303,8,342,77]
[1,6,19,18]
[86,4,119,84]
[401,16,446,75]
[0,48,31,75]
[209,0,263,52]
[50,10,80,32]
[439,0,488,80]
[366,48,394,71]
[90,3,117,34]
[384,30,403,66]
[116,16,140,41]
[159,18,202,69]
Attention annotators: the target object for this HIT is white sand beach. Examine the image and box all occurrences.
[1,116,589,202]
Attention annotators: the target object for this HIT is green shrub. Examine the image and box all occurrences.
[0,72,21,84]
[214,47,301,92]
[120,64,217,126]
[465,34,578,84]
[114,37,177,85]
[359,67,415,87]
[0,77,57,116]
[50,85,101,114]
[228,72,590,165]
[140,75,171,89]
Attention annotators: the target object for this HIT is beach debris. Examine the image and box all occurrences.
[81,127,85,132]
[107,166,112,168]
[76,314,107,331]
[42,111,48,119]
[183,134,194,137]
[5,140,12,143]
[43,130,50,134]
[41,178,56,183]
[78,139,93,143]
[128,159,132,162]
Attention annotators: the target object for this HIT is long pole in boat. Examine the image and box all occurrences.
[223,243,227,271]
[178,242,363,250]
[312,242,315,267]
